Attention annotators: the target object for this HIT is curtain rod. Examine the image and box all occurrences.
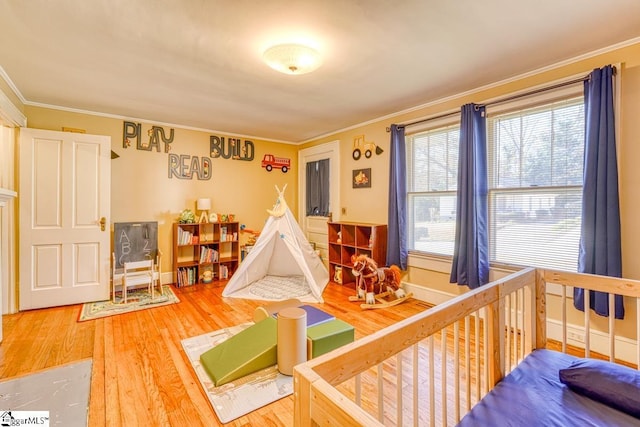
[385,110,459,132]
[386,66,616,132]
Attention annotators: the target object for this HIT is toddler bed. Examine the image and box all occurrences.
[458,349,640,426]
[294,267,640,426]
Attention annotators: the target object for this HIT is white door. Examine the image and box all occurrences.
[19,128,111,310]
[298,141,340,265]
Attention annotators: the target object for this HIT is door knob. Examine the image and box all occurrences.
[100,217,106,231]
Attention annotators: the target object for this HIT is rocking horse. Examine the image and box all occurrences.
[348,254,413,309]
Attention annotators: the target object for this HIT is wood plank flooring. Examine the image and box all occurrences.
[0,282,431,426]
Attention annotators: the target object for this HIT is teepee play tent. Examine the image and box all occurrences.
[222,185,329,303]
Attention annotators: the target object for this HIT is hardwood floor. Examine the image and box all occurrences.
[0,282,431,426]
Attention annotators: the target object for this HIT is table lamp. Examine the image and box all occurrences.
[197,198,211,223]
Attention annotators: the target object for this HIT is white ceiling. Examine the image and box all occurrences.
[1,1,639,143]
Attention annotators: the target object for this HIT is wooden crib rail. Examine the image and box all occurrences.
[540,268,640,363]
[294,267,538,426]
[541,268,640,297]
[294,268,640,426]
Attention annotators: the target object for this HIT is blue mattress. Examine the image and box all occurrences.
[457,349,640,426]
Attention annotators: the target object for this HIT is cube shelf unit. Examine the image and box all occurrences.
[327,222,387,288]
[173,221,239,287]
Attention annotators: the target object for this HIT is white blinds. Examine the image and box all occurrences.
[487,97,585,270]
[407,125,460,255]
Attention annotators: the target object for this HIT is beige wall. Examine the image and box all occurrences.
[619,60,640,279]
[301,128,391,224]
[24,106,299,275]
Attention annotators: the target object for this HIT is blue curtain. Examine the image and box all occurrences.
[574,65,624,319]
[387,124,407,269]
[450,104,489,289]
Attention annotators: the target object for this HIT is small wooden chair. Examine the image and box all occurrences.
[112,251,163,303]
[120,259,155,304]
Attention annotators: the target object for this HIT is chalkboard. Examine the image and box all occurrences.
[113,221,158,269]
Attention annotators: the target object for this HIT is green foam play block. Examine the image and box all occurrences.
[306,318,355,359]
[200,317,277,386]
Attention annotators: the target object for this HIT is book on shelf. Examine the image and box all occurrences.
[177,266,198,287]
[199,247,219,263]
[178,227,194,245]
[177,268,182,286]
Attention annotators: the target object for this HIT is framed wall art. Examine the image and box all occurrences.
[352,168,371,188]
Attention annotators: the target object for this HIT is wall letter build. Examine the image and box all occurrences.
[210,135,254,161]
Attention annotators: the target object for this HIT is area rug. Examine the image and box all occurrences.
[225,275,318,302]
[78,285,179,321]
[181,323,293,423]
[0,359,92,426]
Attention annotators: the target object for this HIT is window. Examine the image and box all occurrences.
[407,125,459,255]
[488,98,584,270]
[407,90,585,271]
[305,159,330,216]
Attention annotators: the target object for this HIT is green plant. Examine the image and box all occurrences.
[179,209,196,224]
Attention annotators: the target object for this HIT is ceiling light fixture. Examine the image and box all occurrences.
[263,43,322,75]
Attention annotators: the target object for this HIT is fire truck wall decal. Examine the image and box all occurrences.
[261,154,290,173]
[352,134,383,160]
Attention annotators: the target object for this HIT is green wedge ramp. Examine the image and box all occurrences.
[200,317,277,386]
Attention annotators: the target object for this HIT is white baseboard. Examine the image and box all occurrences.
[161,271,173,285]
[546,318,637,364]
[402,281,454,305]
[402,281,638,365]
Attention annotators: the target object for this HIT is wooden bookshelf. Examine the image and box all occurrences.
[172,221,239,286]
[327,222,387,288]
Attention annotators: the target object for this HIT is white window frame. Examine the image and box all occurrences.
[406,115,460,255]
[406,83,587,272]
[486,85,584,271]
